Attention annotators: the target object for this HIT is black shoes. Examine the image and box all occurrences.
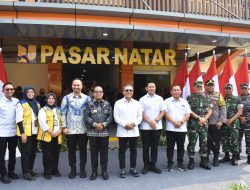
[29,170,39,177]
[8,171,19,179]
[237,153,241,160]
[68,167,76,179]
[200,158,211,170]
[119,169,126,178]
[1,174,11,184]
[130,168,139,177]
[89,170,109,180]
[119,168,139,178]
[187,158,194,170]
[213,156,219,167]
[141,165,149,174]
[166,162,173,172]
[52,170,61,177]
[142,164,161,174]
[90,171,98,180]
[248,155,250,164]
[219,152,230,163]
[102,171,109,180]
[231,154,238,166]
[24,173,36,181]
[177,163,186,172]
[150,165,162,174]
[43,173,52,180]
[80,170,86,178]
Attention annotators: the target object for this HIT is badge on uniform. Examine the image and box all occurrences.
[91,109,97,113]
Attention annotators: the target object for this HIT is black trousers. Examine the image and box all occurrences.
[207,124,221,156]
[0,136,18,175]
[118,137,138,169]
[166,131,186,164]
[19,135,37,174]
[141,130,161,166]
[41,138,61,175]
[89,136,109,172]
[239,124,245,153]
[66,134,88,170]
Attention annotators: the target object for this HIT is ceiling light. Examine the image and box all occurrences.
[102,33,108,36]
[212,40,217,43]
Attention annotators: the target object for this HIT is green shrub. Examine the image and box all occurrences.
[229,183,249,190]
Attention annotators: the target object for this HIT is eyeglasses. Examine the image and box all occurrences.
[4,88,14,91]
[124,89,133,92]
[94,91,103,93]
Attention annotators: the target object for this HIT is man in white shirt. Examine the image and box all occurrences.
[61,78,91,179]
[114,84,142,178]
[0,83,19,184]
[139,82,165,174]
[165,85,191,172]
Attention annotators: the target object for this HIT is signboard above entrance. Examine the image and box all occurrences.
[18,45,176,66]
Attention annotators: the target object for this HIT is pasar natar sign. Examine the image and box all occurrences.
[18,45,176,66]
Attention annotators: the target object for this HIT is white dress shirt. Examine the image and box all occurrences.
[139,93,165,130]
[165,96,191,132]
[0,96,19,137]
[114,97,142,137]
[38,107,61,133]
[16,103,38,135]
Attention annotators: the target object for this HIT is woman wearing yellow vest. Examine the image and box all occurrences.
[16,86,40,181]
[38,93,62,180]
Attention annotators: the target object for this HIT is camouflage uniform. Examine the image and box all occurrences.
[187,93,211,159]
[221,95,242,154]
[240,94,250,155]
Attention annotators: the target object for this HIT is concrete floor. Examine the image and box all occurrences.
[2,146,250,190]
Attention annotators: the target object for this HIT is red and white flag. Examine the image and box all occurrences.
[203,55,220,92]
[219,54,238,96]
[235,53,249,94]
[189,59,203,93]
[172,59,190,99]
[0,52,7,97]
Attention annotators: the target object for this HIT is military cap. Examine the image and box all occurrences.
[240,82,249,89]
[194,80,203,87]
[224,83,233,89]
[206,79,214,86]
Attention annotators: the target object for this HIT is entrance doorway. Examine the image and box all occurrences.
[62,64,120,101]
[134,73,171,100]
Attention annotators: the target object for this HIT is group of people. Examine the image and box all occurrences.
[0,78,250,184]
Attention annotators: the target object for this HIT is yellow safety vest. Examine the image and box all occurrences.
[37,106,62,144]
[17,100,40,136]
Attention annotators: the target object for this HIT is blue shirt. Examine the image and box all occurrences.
[61,92,90,134]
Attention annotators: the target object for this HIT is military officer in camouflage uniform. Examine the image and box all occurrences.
[239,82,250,164]
[220,83,243,166]
[205,80,227,167]
[187,80,212,170]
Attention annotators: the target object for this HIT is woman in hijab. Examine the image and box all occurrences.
[16,86,40,181]
[37,93,62,180]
